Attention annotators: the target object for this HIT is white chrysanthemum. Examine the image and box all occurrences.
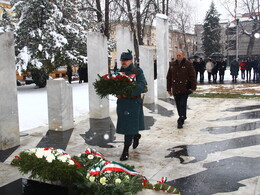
[35,150,44,158]
[89,176,95,182]
[100,177,107,185]
[57,149,65,154]
[115,178,122,184]
[43,150,52,157]
[68,159,75,165]
[77,154,82,157]
[125,175,130,180]
[86,173,90,178]
[57,155,68,162]
[46,154,56,163]
[87,155,94,159]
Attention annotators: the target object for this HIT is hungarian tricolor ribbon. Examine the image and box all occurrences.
[85,148,105,159]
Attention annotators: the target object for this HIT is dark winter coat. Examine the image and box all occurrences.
[116,63,147,135]
[230,60,239,76]
[198,60,206,72]
[218,60,226,75]
[167,58,197,94]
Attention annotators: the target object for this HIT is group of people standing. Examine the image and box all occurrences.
[238,57,260,82]
[192,56,260,83]
[193,57,227,83]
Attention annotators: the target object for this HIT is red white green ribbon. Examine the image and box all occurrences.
[89,159,148,185]
[85,148,105,159]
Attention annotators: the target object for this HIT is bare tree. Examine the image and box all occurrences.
[220,0,260,57]
[168,0,193,57]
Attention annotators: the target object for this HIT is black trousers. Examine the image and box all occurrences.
[174,93,189,120]
[124,135,134,147]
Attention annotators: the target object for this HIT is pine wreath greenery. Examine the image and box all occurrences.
[11,147,180,195]
[93,72,136,99]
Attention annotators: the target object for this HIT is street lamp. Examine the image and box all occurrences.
[236,18,239,60]
[254,32,260,39]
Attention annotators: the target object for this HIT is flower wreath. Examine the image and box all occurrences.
[12,147,180,194]
[93,72,137,99]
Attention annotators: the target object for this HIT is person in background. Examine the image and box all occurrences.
[116,50,147,161]
[245,57,253,82]
[66,65,73,84]
[167,50,197,129]
[211,58,218,83]
[239,59,246,80]
[218,57,226,83]
[230,58,239,82]
[252,57,259,81]
[206,59,214,82]
[198,58,206,83]
[193,58,199,81]
[113,61,118,72]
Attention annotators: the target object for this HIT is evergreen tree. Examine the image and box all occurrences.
[202,2,221,57]
[11,0,88,88]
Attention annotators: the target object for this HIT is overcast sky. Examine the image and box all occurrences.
[188,0,236,24]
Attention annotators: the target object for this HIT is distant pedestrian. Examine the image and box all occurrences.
[66,65,73,84]
[218,57,226,82]
[206,59,214,82]
[211,58,218,83]
[239,59,246,80]
[245,57,253,81]
[252,57,259,81]
[193,58,199,81]
[198,58,206,83]
[230,58,239,82]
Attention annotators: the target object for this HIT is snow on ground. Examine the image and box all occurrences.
[17,70,259,132]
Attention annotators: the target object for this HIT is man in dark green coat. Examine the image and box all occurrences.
[117,50,147,161]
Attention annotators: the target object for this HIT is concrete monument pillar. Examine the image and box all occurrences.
[87,32,109,119]
[47,79,73,131]
[0,32,20,150]
[156,14,169,99]
[139,46,154,104]
[116,26,134,64]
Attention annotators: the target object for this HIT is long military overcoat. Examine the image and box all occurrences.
[116,63,147,135]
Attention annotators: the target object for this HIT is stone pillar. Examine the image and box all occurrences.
[139,46,154,104]
[116,26,134,64]
[47,79,73,131]
[156,14,169,99]
[0,32,20,150]
[87,32,109,119]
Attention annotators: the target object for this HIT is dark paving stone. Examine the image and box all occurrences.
[0,178,69,195]
[0,146,19,163]
[37,129,73,150]
[159,98,175,105]
[211,111,260,121]
[144,102,174,117]
[225,105,260,112]
[201,121,260,134]
[144,116,156,130]
[165,134,260,163]
[166,156,260,195]
[81,117,116,148]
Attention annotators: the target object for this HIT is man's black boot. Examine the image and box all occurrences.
[120,145,130,161]
[177,118,184,129]
[133,134,141,149]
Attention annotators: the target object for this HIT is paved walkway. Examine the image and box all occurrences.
[0,94,260,194]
